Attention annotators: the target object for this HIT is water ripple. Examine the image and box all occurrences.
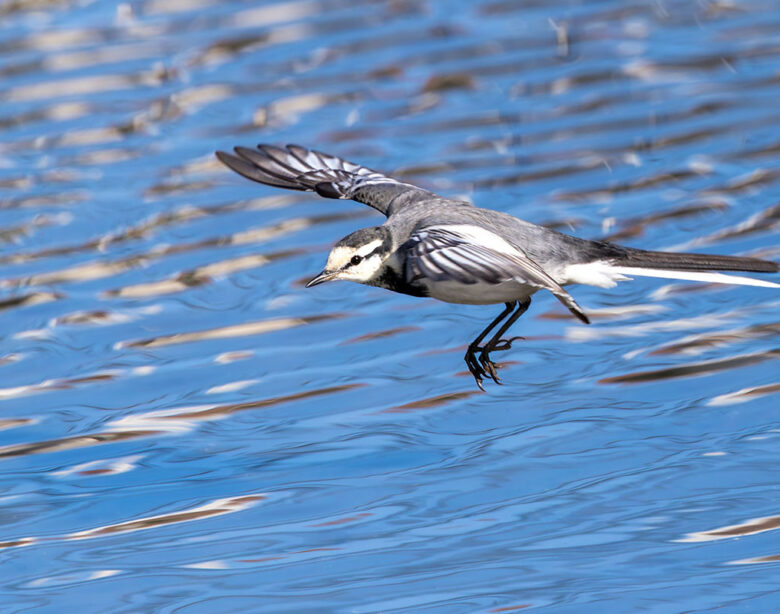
[2,0,780,610]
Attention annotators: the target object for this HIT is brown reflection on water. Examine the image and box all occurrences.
[53,308,138,327]
[650,322,780,356]
[473,158,605,190]
[0,369,120,403]
[0,430,154,460]
[0,291,61,311]
[0,383,361,459]
[310,512,372,527]
[121,313,345,349]
[68,494,264,540]
[599,349,780,385]
[540,303,666,322]
[1,190,86,210]
[567,311,737,344]
[105,249,303,298]
[708,381,780,407]
[2,209,365,291]
[0,418,36,431]
[187,545,346,570]
[0,101,92,132]
[0,354,21,368]
[53,454,145,478]
[705,168,780,195]
[554,168,705,202]
[0,494,263,551]
[0,538,35,550]
[340,325,420,345]
[0,213,65,243]
[730,553,780,565]
[7,71,166,103]
[384,390,482,413]
[600,201,729,243]
[678,515,780,543]
[3,255,149,288]
[237,546,341,564]
[680,202,780,248]
[133,383,362,422]
[0,194,302,267]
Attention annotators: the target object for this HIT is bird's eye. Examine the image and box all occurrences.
[350,255,363,266]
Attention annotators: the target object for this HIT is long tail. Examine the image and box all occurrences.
[617,248,777,274]
[614,247,779,288]
[566,241,779,289]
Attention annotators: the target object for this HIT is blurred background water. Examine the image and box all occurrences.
[1,0,779,611]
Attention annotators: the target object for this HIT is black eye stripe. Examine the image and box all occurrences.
[365,246,385,258]
[346,246,386,268]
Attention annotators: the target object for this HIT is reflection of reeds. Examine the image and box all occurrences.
[708,381,780,406]
[104,250,301,298]
[730,553,780,565]
[67,494,265,540]
[120,312,345,348]
[678,515,780,543]
[0,383,361,459]
[599,349,780,384]
[385,390,483,413]
[0,494,265,551]
[650,322,780,356]
[1,209,367,293]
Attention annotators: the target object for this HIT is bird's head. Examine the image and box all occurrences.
[306,226,393,287]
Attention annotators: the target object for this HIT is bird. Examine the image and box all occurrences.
[216,144,780,389]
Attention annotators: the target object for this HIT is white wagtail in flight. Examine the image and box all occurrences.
[216,144,779,389]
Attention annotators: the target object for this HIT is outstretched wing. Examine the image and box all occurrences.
[216,144,432,216]
[405,225,590,324]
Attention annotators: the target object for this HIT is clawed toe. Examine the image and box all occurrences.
[465,348,487,389]
[464,340,515,388]
[491,336,524,352]
[478,350,502,384]
[468,365,487,391]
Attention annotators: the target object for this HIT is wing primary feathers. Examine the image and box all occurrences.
[214,151,303,189]
[216,144,428,215]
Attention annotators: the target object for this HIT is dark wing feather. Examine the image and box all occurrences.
[406,226,590,324]
[216,144,431,216]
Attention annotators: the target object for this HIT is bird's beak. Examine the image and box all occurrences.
[305,270,338,288]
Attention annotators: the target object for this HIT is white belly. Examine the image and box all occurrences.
[421,278,540,305]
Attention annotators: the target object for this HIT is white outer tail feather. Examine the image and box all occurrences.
[611,266,780,288]
[564,261,780,289]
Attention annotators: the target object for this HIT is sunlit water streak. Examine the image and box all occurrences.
[1,0,779,612]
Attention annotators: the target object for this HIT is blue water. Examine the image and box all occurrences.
[1,0,779,611]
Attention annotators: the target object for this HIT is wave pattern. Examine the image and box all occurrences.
[1,0,779,611]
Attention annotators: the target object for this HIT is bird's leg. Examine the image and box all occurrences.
[464,302,516,389]
[479,299,531,384]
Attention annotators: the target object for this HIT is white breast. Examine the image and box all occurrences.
[421,278,540,305]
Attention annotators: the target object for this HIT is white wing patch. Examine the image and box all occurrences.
[432,225,527,258]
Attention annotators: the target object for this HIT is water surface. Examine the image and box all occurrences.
[1,0,779,612]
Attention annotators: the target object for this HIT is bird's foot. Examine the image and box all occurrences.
[464,336,524,388]
[490,336,524,352]
[478,350,502,385]
[465,347,488,390]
